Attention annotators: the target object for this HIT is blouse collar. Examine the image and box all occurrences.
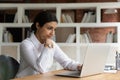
[29,33,44,50]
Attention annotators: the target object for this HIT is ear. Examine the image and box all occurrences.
[36,22,40,29]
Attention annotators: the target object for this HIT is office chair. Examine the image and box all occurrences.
[0,55,19,80]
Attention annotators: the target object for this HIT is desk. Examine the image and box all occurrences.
[12,70,120,80]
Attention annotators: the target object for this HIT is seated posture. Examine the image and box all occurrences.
[16,11,82,78]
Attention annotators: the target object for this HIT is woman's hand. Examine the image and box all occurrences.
[77,64,83,71]
[44,39,53,48]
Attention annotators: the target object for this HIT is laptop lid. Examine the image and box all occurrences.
[80,44,111,77]
[55,44,110,78]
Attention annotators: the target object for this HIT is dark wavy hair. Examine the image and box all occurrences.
[31,11,58,33]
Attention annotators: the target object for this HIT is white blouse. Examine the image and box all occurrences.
[16,33,79,78]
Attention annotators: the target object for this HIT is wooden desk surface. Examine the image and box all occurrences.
[12,70,120,80]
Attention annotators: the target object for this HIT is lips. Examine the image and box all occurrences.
[47,36,52,39]
[48,35,53,38]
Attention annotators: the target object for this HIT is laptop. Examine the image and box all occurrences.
[55,44,111,78]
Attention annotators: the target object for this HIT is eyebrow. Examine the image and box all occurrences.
[47,24,56,28]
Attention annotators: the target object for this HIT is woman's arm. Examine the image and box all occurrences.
[53,43,82,71]
[20,41,44,73]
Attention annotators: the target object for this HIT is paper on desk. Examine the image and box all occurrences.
[104,70,117,73]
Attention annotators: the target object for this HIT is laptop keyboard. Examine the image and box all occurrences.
[61,70,81,76]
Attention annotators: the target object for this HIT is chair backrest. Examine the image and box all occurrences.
[0,55,19,80]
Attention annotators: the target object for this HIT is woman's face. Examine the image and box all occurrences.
[35,21,57,43]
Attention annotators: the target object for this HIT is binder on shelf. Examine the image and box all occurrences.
[89,12,96,22]
[66,14,73,23]
[66,34,76,43]
[14,12,18,23]
[61,13,73,23]
[61,14,67,23]
[3,30,9,42]
[14,12,29,23]
[81,12,88,23]
[86,31,92,43]
[22,15,29,23]
[80,33,89,43]
[80,34,85,43]
[8,32,13,42]
[80,31,92,43]
[106,31,113,43]
[81,11,96,23]
[85,11,92,23]
[3,30,13,42]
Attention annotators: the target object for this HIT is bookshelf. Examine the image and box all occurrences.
[0,3,120,70]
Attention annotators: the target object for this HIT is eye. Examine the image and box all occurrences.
[47,26,53,30]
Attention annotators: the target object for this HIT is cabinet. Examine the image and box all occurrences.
[0,3,120,70]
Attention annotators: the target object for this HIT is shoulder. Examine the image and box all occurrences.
[20,38,34,49]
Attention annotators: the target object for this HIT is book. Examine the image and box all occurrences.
[66,34,75,43]
[84,33,90,43]
[81,12,88,23]
[23,15,29,23]
[61,14,67,23]
[86,31,92,43]
[89,12,96,22]
[80,31,92,43]
[66,14,73,23]
[85,11,92,23]
[13,12,18,23]
[14,12,29,23]
[80,33,89,43]
[3,30,9,42]
[80,34,86,43]
[25,15,29,23]
[61,13,74,23]
[8,31,13,42]
[106,31,113,43]
[3,30,13,42]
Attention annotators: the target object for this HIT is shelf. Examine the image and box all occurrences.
[101,8,120,22]
[0,8,17,23]
[25,9,56,23]
[0,2,120,69]
[80,26,117,43]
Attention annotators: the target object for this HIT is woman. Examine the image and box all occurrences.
[16,11,82,78]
